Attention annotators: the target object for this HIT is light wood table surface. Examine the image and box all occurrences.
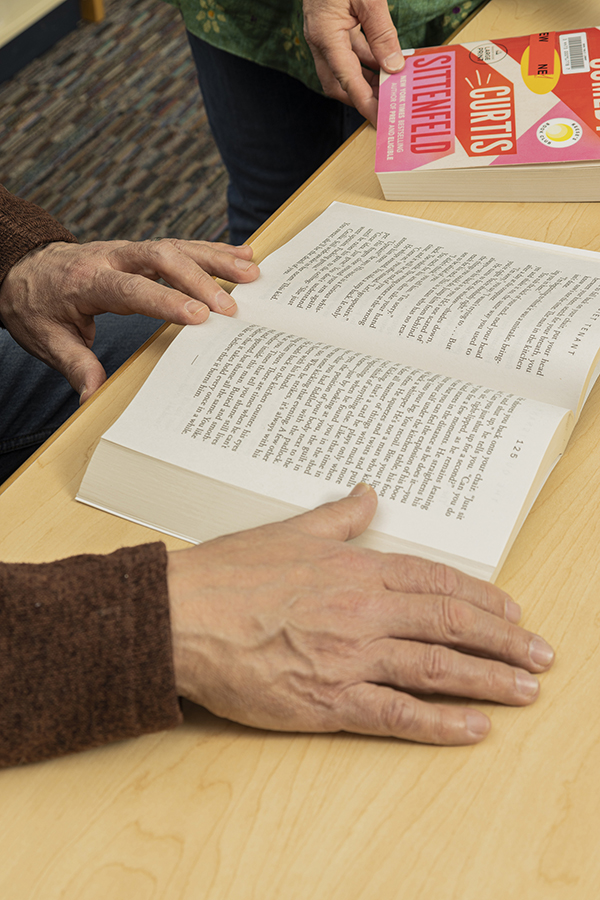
[2,1,600,897]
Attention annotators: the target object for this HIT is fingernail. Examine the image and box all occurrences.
[505,599,522,623]
[350,482,372,497]
[515,670,539,699]
[216,291,236,312]
[79,384,88,402]
[235,257,255,271]
[529,637,554,668]
[465,711,490,738]
[384,52,404,71]
[185,300,204,316]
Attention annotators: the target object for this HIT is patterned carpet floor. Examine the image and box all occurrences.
[0,0,229,242]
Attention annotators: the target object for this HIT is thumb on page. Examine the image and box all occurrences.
[289,482,378,542]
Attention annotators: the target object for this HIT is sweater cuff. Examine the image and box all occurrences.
[0,542,182,767]
[0,184,78,289]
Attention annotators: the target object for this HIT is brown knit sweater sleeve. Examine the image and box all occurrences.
[0,183,78,287]
[0,542,182,767]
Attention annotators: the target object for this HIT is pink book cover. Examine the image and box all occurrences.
[376,28,600,174]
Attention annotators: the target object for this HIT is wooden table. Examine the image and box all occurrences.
[2,1,600,897]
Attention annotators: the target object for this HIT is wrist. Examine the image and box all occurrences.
[166,548,196,699]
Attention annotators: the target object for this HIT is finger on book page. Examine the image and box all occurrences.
[161,238,259,283]
[286,482,379,542]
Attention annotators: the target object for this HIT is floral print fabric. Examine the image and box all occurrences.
[165,0,485,94]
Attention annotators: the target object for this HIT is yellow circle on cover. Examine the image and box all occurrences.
[544,123,575,142]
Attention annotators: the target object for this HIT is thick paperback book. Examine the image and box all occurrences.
[376,27,600,200]
[78,203,600,581]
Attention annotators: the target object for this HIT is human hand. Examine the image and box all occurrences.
[0,238,259,402]
[167,484,554,745]
[303,0,404,124]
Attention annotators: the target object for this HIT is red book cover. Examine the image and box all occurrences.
[376,28,600,175]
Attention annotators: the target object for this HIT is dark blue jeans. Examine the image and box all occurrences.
[187,33,364,244]
[0,314,161,484]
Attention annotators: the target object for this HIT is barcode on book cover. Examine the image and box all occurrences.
[559,32,590,73]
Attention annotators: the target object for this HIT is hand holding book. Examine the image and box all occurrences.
[303,0,405,123]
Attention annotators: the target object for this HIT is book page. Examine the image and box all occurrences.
[234,202,600,414]
[103,317,571,576]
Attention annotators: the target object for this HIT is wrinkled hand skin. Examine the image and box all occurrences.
[0,238,259,402]
[168,484,555,746]
[303,0,405,124]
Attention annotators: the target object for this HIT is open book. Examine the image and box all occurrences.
[376,27,600,200]
[78,202,600,580]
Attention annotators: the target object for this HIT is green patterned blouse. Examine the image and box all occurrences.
[166,0,485,94]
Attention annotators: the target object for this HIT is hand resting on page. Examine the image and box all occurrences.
[167,483,554,745]
[0,238,259,403]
